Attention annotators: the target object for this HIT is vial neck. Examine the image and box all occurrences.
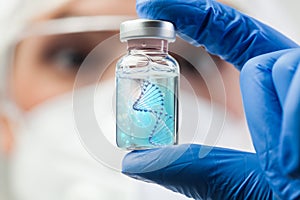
[127,39,168,55]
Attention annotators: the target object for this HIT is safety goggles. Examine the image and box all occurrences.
[5,15,135,86]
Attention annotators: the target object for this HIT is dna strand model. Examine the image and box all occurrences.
[133,80,174,145]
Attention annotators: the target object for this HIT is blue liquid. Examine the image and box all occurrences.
[116,75,178,150]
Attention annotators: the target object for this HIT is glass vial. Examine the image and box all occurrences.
[116,19,179,150]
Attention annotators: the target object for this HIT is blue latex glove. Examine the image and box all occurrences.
[135,0,297,69]
[241,48,300,180]
[124,144,274,199]
[123,0,300,199]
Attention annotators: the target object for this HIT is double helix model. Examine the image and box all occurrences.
[133,80,174,145]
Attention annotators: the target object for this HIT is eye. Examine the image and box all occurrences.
[46,47,88,72]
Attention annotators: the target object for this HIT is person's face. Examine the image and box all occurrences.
[10,0,136,111]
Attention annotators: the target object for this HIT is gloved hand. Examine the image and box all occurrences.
[241,48,300,181]
[122,0,300,199]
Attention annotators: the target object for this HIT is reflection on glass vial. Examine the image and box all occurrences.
[116,19,179,150]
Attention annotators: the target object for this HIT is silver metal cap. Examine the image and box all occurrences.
[120,19,176,42]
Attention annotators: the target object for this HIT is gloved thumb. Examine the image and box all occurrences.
[122,144,274,199]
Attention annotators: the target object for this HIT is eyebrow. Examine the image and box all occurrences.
[40,2,85,20]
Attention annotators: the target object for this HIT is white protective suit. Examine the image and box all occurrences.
[3,0,299,199]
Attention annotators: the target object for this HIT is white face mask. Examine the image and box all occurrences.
[179,88,254,152]
[8,81,138,200]
[178,75,254,153]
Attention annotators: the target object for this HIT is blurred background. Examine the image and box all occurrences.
[0,0,299,200]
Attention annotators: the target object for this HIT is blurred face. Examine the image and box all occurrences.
[9,0,242,117]
[10,0,136,111]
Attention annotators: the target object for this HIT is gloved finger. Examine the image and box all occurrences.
[122,144,274,200]
[270,48,300,178]
[240,50,286,152]
[136,0,298,69]
[272,49,300,105]
[240,50,300,199]
[279,59,300,178]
